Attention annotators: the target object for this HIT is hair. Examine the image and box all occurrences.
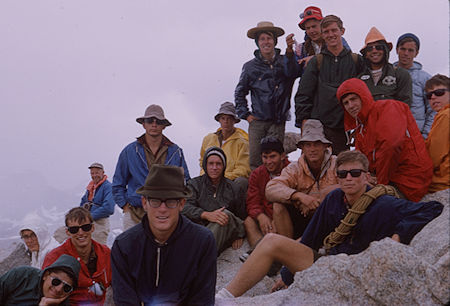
[260,136,284,154]
[425,74,450,91]
[65,207,93,226]
[336,150,369,171]
[397,37,418,50]
[320,15,343,30]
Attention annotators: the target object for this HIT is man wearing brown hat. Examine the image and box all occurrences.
[266,119,339,239]
[235,21,296,170]
[112,104,190,230]
[111,165,217,305]
[200,102,250,191]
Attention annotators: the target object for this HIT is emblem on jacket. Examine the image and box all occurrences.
[360,75,370,80]
[382,76,396,86]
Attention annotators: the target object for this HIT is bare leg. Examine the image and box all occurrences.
[244,216,263,248]
[273,203,293,238]
[225,233,314,297]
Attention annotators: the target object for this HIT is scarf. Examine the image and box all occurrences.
[86,175,107,201]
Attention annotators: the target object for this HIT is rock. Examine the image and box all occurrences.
[216,189,450,305]
[0,243,30,276]
[283,132,301,154]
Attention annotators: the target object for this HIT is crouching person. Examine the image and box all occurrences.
[216,150,443,298]
[183,147,247,254]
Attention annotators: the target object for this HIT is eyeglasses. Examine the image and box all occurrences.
[50,276,73,293]
[336,169,367,179]
[67,223,93,234]
[365,45,384,52]
[21,233,37,240]
[146,198,180,209]
[144,117,165,125]
[426,88,449,99]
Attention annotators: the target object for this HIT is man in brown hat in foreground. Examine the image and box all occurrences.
[112,104,190,230]
[111,165,217,305]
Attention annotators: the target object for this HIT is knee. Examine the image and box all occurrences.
[244,216,256,230]
[258,233,282,252]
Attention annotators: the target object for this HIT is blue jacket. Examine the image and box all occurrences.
[112,137,190,208]
[235,49,295,123]
[80,180,115,220]
[111,215,217,306]
[393,61,435,138]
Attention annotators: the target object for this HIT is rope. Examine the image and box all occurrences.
[322,184,400,253]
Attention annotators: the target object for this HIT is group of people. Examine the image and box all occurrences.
[1,5,448,305]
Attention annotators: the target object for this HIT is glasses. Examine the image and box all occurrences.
[146,198,180,209]
[50,276,73,293]
[67,223,93,234]
[144,117,165,125]
[336,169,367,179]
[426,88,449,99]
[365,45,384,52]
[21,233,37,240]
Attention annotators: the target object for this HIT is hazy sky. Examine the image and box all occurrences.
[0,0,448,220]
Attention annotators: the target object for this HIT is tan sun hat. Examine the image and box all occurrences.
[214,102,240,123]
[247,21,285,39]
[136,104,171,126]
[360,27,393,54]
[297,119,331,146]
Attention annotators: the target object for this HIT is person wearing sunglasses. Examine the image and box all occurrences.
[424,74,450,193]
[111,165,217,305]
[215,150,443,299]
[112,104,190,231]
[336,78,433,202]
[43,207,111,305]
[1,254,80,305]
[358,27,412,106]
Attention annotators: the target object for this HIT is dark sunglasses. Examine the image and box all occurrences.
[146,198,180,209]
[426,88,449,99]
[50,276,73,293]
[67,223,93,234]
[144,117,165,125]
[365,45,384,52]
[336,169,367,179]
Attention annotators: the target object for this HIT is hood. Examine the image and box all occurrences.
[336,78,375,131]
[20,212,52,251]
[393,61,423,71]
[40,254,81,290]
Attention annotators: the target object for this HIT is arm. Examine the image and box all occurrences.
[112,148,130,208]
[80,190,88,206]
[234,64,251,120]
[294,56,319,128]
[395,68,413,106]
[265,163,299,203]
[226,141,250,180]
[426,112,449,167]
[246,170,265,218]
[421,91,436,137]
[181,180,206,223]
[179,148,191,182]
[90,182,115,220]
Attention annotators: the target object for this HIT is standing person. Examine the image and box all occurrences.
[183,147,246,254]
[113,104,190,230]
[358,27,412,105]
[394,33,435,138]
[235,21,296,169]
[200,102,251,191]
[111,165,217,305]
[337,78,433,202]
[424,74,450,193]
[43,208,111,305]
[294,15,365,155]
[80,162,115,245]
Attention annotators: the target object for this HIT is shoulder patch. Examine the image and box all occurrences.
[360,75,370,80]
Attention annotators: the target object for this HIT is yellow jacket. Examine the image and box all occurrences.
[200,128,251,180]
[426,104,450,193]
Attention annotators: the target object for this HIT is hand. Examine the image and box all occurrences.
[291,192,320,216]
[232,238,244,249]
[285,33,295,49]
[391,234,400,242]
[257,213,276,235]
[270,278,287,293]
[297,55,313,67]
[246,115,257,123]
[201,207,229,226]
[39,296,69,305]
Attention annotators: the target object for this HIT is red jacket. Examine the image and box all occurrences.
[42,239,111,305]
[336,78,432,202]
[246,159,290,219]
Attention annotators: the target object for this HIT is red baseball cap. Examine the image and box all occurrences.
[298,6,323,30]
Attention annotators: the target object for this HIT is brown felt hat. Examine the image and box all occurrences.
[247,21,284,39]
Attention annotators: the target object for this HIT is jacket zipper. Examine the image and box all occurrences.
[156,247,161,287]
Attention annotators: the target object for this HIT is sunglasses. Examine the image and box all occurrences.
[67,223,93,234]
[144,117,166,125]
[365,45,384,52]
[336,169,367,179]
[425,88,449,99]
[146,198,180,209]
[50,276,73,293]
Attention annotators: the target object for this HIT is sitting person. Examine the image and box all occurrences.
[424,74,450,192]
[200,102,251,191]
[266,119,339,239]
[216,150,443,298]
[182,146,246,254]
[336,78,433,201]
[0,254,80,306]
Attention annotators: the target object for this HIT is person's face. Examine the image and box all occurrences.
[206,155,224,181]
[365,42,385,66]
[41,270,74,300]
[66,218,93,249]
[396,41,418,69]
[301,141,328,164]
[427,85,450,112]
[337,161,368,197]
[304,19,321,42]
[261,151,285,174]
[342,93,362,119]
[21,229,39,252]
[143,197,184,238]
[258,33,275,58]
[90,168,104,184]
[143,117,165,137]
[218,115,235,134]
[321,22,344,49]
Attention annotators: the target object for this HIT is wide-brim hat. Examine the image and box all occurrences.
[247,21,285,39]
[214,101,240,123]
[136,165,192,199]
[298,6,323,30]
[360,27,393,54]
[136,104,172,126]
[297,119,332,145]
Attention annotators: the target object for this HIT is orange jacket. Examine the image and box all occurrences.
[336,78,432,202]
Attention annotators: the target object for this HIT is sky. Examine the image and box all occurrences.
[0,0,448,223]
